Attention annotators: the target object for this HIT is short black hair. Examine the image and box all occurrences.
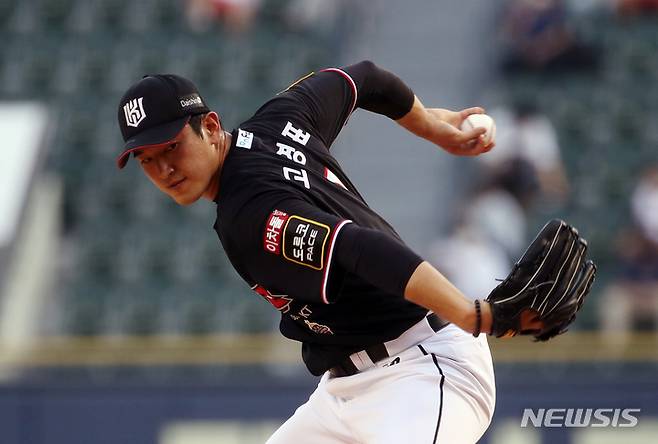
[188,113,206,138]
[188,112,222,139]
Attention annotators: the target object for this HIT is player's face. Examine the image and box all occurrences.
[134,114,222,205]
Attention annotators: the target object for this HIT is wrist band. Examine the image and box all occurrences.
[473,299,482,337]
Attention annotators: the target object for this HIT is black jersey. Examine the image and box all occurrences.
[214,63,428,376]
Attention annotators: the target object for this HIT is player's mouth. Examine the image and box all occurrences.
[169,178,186,189]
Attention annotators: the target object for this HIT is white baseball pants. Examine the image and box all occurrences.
[267,323,496,444]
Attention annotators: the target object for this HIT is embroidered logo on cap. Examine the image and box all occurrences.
[123,97,146,128]
[179,93,204,109]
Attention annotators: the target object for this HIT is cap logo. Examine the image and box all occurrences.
[179,94,204,109]
[123,97,146,128]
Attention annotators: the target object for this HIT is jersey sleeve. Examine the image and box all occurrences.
[276,60,415,148]
[229,194,352,305]
[228,191,425,305]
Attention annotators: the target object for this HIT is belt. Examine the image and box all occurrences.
[329,313,449,378]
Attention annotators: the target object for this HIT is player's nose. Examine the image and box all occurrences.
[156,157,174,180]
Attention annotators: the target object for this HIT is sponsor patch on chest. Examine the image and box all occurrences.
[236,128,253,149]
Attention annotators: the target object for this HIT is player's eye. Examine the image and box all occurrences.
[165,143,178,152]
[140,157,151,165]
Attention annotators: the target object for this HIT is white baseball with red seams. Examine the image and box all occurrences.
[461,114,496,147]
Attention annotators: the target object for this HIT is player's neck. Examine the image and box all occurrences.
[202,130,232,202]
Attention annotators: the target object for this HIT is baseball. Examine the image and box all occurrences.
[460,113,496,147]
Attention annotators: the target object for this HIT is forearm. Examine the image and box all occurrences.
[395,96,490,155]
[395,96,441,142]
[345,61,488,155]
[404,261,493,334]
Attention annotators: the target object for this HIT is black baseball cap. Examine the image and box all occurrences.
[116,74,210,169]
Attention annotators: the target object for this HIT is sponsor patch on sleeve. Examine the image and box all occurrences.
[282,216,330,270]
[263,210,289,255]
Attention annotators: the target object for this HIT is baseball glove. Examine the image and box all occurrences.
[486,219,596,341]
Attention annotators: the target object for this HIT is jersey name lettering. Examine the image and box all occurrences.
[283,166,310,189]
[276,142,307,165]
[282,121,310,146]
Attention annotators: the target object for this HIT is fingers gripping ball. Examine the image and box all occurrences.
[460,114,496,147]
[485,219,597,341]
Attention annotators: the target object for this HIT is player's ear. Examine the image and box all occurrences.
[202,112,221,138]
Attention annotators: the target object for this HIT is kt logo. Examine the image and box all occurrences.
[123,97,146,128]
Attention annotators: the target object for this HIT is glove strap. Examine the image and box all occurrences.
[473,299,482,337]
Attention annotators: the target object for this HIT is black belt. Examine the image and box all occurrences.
[329,313,449,378]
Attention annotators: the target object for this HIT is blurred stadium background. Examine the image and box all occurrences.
[1,0,658,443]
